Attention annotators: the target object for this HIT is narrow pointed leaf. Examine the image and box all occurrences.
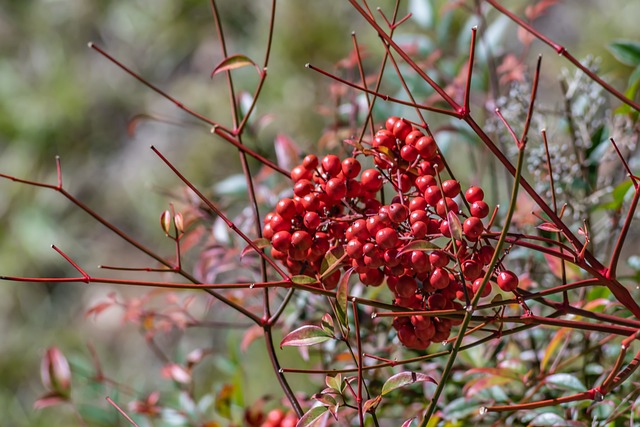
[211,54,259,77]
[241,238,270,258]
[320,247,347,278]
[447,211,463,241]
[398,240,440,254]
[537,222,561,233]
[280,325,334,348]
[381,371,437,395]
[321,313,334,336]
[401,417,416,427]
[335,268,352,328]
[362,395,382,413]
[291,275,318,285]
[545,373,585,392]
[296,405,329,427]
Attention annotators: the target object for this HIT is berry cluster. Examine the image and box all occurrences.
[263,116,519,350]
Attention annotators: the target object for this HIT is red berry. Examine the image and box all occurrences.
[415,175,436,192]
[410,210,429,224]
[359,268,384,286]
[465,186,485,203]
[341,157,361,179]
[276,198,296,220]
[427,293,447,310]
[366,215,389,236]
[436,197,459,218]
[472,278,492,298]
[321,155,342,177]
[303,211,321,230]
[388,203,409,223]
[470,200,489,218]
[361,169,384,192]
[325,177,347,200]
[409,197,428,212]
[271,230,292,252]
[385,116,400,132]
[430,267,450,289]
[393,118,413,141]
[373,130,396,150]
[291,165,312,182]
[442,180,461,198]
[322,269,341,290]
[497,270,519,292]
[411,221,428,239]
[293,179,313,197]
[405,130,424,146]
[291,230,312,252]
[400,144,419,162]
[410,250,431,273]
[376,227,399,249]
[461,259,482,281]
[424,185,442,206]
[302,154,319,170]
[269,214,290,232]
[415,136,437,160]
[430,251,449,268]
[477,245,495,265]
[463,216,484,241]
[396,275,418,298]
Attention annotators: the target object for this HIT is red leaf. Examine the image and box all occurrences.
[33,392,69,410]
[240,325,264,352]
[537,222,561,233]
[280,325,334,348]
[40,347,71,395]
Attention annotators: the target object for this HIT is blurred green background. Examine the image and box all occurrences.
[0,1,638,425]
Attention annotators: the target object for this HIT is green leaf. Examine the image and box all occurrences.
[545,373,585,392]
[291,275,317,285]
[297,405,329,427]
[398,240,440,254]
[528,412,566,426]
[608,40,640,66]
[335,268,352,328]
[241,238,270,258]
[211,54,259,77]
[321,313,334,336]
[320,246,347,278]
[325,373,342,392]
[280,325,334,348]
[596,180,633,211]
[381,371,437,395]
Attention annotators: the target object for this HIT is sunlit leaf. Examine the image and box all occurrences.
[326,373,342,392]
[447,211,463,241]
[608,40,640,66]
[528,412,567,426]
[211,54,259,77]
[321,313,334,336]
[398,240,440,254]
[320,246,346,278]
[296,405,329,427]
[545,373,585,392]
[540,328,568,373]
[362,395,382,413]
[280,325,334,348]
[291,275,317,285]
[381,371,437,395]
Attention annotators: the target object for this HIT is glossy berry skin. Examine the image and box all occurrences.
[302,154,319,170]
[361,169,384,192]
[271,231,292,252]
[430,267,450,289]
[470,200,489,218]
[392,118,413,141]
[465,186,485,203]
[321,155,342,177]
[341,157,361,178]
[463,216,484,241]
[376,227,399,249]
[385,116,400,132]
[497,270,519,292]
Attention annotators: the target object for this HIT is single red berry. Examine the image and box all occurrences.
[385,116,400,132]
[415,136,437,160]
[439,220,452,238]
[409,197,427,212]
[341,157,361,179]
[442,180,461,198]
[463,216,484,241]
[436,197,459,218]
[415,175,436,192]
[393,118,413,141]
[388,203,409,223]
[290,165,312,182]
[361,169,384,192]
[400,144,419,162]
[472,277,492,298]
[383,248,401,267]
[410,209,429,224]
[325,177,347,200]
[345,179,362,198]
[470,200,489,218]
[376,227,399,249]
[461,259,482,281]
[291,230,312,252]
[404,130,424,146]
[366,215,389,236]
[477,245,495,265]
[430,267,450,289]
[410,250,431,273]
[269,214,290,232]
[429,251,449,268]
[424,185,442,206]
[497,270,519,292]
[427,293,447,310]
[359,268,384,286]
[276,198,296,220]
[322,269,341,290]
[465,186,485,203]
[271,230,292,252]
[293,179,313,197]
[302,154,319,170]
[303,211,321,230]
[373,129,396,150]
[411,221,428,239]
[321,155,342,177]
[398,173,413,193]
[396,275,418,298]
[301,193,319,211]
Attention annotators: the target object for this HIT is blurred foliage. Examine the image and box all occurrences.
[0,1,639,426]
